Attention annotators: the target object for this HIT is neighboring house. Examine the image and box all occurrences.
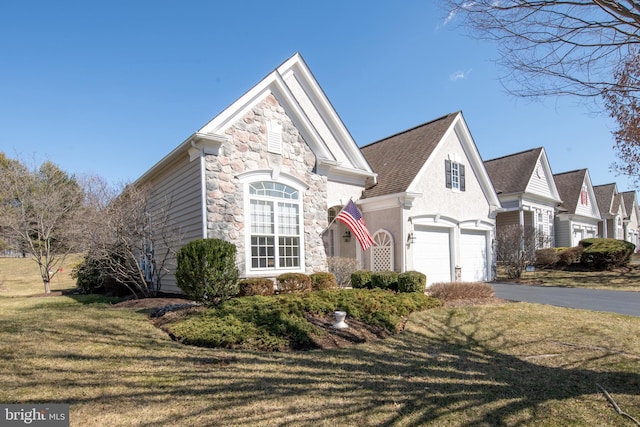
[357,112,502,285]
[622,191,640,250]
[484,147,562,248]
[553,169,601,247]
[136,53,376,293]
[593,183,626,240]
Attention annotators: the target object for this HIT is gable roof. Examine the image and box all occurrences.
[622,191,639,220]
[137,53,375,185]
[554,169,587,214]
[359,113,458,198]
[484,147,543,194]
[593,183,626,218]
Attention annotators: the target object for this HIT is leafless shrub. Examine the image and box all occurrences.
[327,257,360,288]
[495,224,541,279]
[428,282,495,301]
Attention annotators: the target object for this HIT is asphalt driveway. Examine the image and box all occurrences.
[491,283,640,317]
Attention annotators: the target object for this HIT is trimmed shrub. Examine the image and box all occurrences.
[328,257,360,288]
[276,273,312,294]
[351,270,373,289]
[238,278,275,296]
[534,248,559,268]
[428,281,495,301]
[398,271,427,293]
[175,238,239,305]
[579,238,635,270]
[371,271,399,291]
[310,272,338,290]
[557,246,584,266]
[72,255,106,294]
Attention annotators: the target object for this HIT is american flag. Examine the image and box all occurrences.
[336,200,375,251]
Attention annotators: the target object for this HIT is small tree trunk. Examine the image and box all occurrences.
[43,279,51,294]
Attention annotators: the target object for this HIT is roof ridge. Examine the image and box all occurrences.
[553,168,587,177]
[360,112,459,149]
[484,146,543,163]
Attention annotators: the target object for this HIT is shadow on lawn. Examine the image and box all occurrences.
[512,264,640,289]
[4,301,640,426]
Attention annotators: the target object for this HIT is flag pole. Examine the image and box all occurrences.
[319,198,353,235]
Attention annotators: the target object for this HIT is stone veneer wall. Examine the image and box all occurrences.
[204,94,329,276]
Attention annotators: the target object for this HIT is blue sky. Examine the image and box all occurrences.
[1,1,632,191]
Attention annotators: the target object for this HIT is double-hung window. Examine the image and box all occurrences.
[248,181,301,270]
[445,159,466,191]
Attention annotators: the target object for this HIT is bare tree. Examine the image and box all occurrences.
[445,1,640,184]
[84,182,182,297]
[445,1,640,99]
[495,224,540,279]
[604,52,640,185]
[0,156,85,293]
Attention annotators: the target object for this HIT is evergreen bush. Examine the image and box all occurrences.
[238,278,275,296]
[175,238,239,305]
[276,273,312,293]
[371,271,399,291]
[557,246,584,266]
[310,272,338,290]
[398,271,426,293]
[351,270,372,289]
[72,255,105,294]
[579,238,635,270]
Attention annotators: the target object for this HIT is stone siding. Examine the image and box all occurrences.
[204,94,329,275]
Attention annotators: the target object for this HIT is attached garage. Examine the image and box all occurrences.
[413,225,452,285]
[460,229,489,282]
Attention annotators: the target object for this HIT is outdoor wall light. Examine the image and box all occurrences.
[407,232,416,245]
[343,230,351,242]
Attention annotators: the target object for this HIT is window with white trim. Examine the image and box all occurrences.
[445,159,466,191]
[248,181,301,270]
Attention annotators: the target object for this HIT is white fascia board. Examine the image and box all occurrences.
[452,114,502,209]
[583,170,602,219]
[538,148,562,202]
[198,62,336,163]
[358,192,422,212]
[278,55,374,175]
[316,159,377,186]
[135,132,228,185]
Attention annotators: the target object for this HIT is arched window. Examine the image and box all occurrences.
[371,230,394,271]
[248,181,302,270]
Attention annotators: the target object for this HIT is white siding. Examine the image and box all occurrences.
[575,197,593,216]
[526,159,553,198]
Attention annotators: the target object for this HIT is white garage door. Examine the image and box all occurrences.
[413,226,452,285]
[460,229,488,282]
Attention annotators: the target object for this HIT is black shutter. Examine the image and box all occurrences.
[460,164,466,191]
[445,159,452,188]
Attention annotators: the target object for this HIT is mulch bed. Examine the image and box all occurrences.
[111,295,508,351]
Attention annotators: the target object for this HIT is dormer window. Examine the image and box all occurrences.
[445,159,466,192]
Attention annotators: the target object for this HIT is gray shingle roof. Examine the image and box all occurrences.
[622,191,638,220]
[360,113,458,199]
[553,169,587,214]
[593,183,616,216]
[483,147,543,194]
